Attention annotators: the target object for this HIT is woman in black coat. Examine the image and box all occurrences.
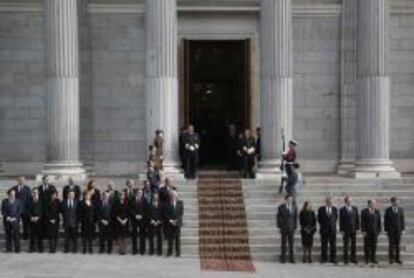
[45,191,60,253]
[299,201,317,263]
[112,191,129,254]
[80,193,96,254]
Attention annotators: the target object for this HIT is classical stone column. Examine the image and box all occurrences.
[354,0,399,178]
[338,0,357,175]
[258,0,293,178]
[145,0,181,175]
[40,0,86,181]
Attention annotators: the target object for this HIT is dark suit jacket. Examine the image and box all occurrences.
[38,184,57,205]
[1,198,22,222]
[164,200,184,228]
[9,185,31,213]
[27,198,43,220]
[96,200,113,223]
[339,206,360,234]
[148,202,164,224]
[384,206,405,235]
[361,208,381,235]
[128,197,148,228]
[62,185,81,201]
[277,203,297,232]
[318,206,338,235]
[61,199,79,229]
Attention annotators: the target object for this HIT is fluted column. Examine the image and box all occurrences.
[258,0,293,178]
[145,0,181,175]
[354,0,399,178]
[40,0,86,181]
[338,0,357,174]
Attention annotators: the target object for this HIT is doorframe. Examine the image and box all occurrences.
[178,35,256,131]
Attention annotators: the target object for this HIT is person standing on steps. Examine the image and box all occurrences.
[277,194,297,264]
[1,190,22,253]
[339,195,359,265]
[299,201,316,263]
[361,199,381,265]
[318,196,338,264]
[385,196,405,265]
[183,125,200,179]
[9,176,31,240]
[281,140,299,199]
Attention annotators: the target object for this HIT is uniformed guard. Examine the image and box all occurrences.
[282,140,299,199]
[183,125,200,179]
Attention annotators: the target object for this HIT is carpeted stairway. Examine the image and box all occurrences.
[198,178,255,272]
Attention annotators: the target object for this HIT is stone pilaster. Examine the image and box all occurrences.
[258,0,293,178]
[353,0,399,179]
[338,0,357,175]
[145,0,181,176]
[40,0,86,182]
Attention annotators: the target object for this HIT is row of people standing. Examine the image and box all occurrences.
[2,176,183,256]
[277,195,405,265]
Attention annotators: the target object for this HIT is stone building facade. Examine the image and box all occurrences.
[0,0,413,178]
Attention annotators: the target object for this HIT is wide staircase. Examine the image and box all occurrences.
[242,176,414,267]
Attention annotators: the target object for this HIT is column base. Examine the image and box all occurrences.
[352,159,400,179]
[337,159,355,175]
[37,161,87,182]
[256,159,283,180]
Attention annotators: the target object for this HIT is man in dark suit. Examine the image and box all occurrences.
[62,176,81,201]
[183,125,200,179]
[339,195,359,264]
[148,193,164,255]
[277,194,297,263]
[9,176,31,239]
[255,127,261,162]
[128,188,148,255]
[384,196,405,265]
[27,188,43,253]
[61,191,79,253]
[318,196,338,264]
[241,129,257,179]
[124,179,135,201]
[1,190,22,253]
[96,191,113,254]
[361,199,381,265]
[165,191,184,257]
[38,175,57,206]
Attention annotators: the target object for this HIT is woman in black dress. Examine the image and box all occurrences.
[45,191,60,253]
[112,191,129,254]
[80,193,96,254]
[299,201,317,263]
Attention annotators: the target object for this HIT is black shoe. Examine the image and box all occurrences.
[289,259,295,264]
[351,260,358,264]
[396,259,403,265]
[389,260,393,265]
[372,260,378,265]
[344,261,349,265]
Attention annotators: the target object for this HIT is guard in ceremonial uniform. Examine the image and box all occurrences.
[384,196,405,265]
[241,129,256,179]
[183,125,200,179]
[282,140,299,198]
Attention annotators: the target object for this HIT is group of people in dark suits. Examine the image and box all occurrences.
[1,175,184,257]
[226,125,261,179]
[277,194,405,265]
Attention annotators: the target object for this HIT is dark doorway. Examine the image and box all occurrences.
[183,40,251,168]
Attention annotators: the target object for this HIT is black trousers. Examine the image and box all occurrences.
[388,232,402,262]
[131,223,146,254]
[29,221,43,252]
[343,233,357,263]
[82,237,93,254]
[321,233,336,263]
[49,237,58,253]
[148,225,163,255]
[167,226,181,256]
[280,231,294,262]
[64,227,78,253]
[4,222,20,253]
[364,233,378,263]
[185,153,198,179]
[243,155,255,179]
[285,168,298,198]
[21,213,30,239]
[98,223,113,254]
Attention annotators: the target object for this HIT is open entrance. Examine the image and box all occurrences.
[183,40,251,168]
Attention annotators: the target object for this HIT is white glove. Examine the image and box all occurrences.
[136,215,143,220]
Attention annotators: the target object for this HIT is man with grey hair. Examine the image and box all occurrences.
[165,190,184,257]
[361,199,381,265]
[339,195,359,264]
[385,196,405,265]
[318,196,338,264]
[62,176,81,201]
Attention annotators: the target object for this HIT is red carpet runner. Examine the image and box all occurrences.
[198,178,255,272]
